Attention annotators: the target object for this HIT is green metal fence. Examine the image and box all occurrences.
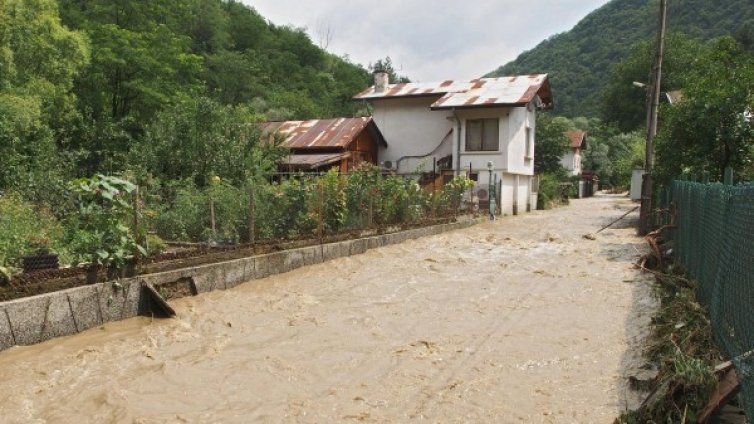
[666,178,754,420]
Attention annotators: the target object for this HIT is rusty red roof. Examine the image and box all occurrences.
[263,117,386,150]
[283,152,350,170]
[565,130,587,149]
[354,74,553,110]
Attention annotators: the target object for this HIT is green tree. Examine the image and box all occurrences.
[535,114,571,174]
[134,96,286,186]
[488,0,754,118]
[0,0,89,200]
[602,33,710,132]
[655,37,754,183]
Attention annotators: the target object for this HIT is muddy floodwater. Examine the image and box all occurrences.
[0,195,656,423]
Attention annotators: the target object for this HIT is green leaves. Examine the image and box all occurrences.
[655,36,754,182]
[534,114,571,175]
[68,175,143,269]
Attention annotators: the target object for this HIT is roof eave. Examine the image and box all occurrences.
[353,92,447,101]
[431,102,529,111]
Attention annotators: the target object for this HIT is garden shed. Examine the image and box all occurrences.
[263,117,388,172]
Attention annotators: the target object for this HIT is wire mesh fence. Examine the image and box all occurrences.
[663,178,754,420]
[140,169,476,247]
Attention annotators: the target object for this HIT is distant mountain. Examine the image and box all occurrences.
[487,0,754,118]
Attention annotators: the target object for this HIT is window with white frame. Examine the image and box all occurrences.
[466,119,499,151]
[525,125,533,159]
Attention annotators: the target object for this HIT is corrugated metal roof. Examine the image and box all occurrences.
[263,117,374,150]
[565,130,587,149]
[354,74,553,110]
[283,152,349,170]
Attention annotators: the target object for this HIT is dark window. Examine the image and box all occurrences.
[466,119,499,151]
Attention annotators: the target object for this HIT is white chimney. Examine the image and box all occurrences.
[374,71,389,93]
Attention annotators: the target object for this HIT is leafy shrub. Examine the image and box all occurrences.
[206,181,246,243]
[537,171,572,210]
[442,176,474,213]
[374,174,411,225]
[152,179,247,244]
[0,192,66,269]
[153,181,207,242]
[253,177,316,240]
[344,163,382,227]
[145,234,168,256]
[68,175,145,269]
[320,169,347,232]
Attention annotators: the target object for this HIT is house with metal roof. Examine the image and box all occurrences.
[354,72,553,215]
[562,130,588,177]
[262,117,387,172]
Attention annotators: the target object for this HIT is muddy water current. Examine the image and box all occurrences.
[0,195,657,423]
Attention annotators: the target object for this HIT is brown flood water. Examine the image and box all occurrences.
[0,195,656,423]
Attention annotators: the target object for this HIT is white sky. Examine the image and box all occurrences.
[243,0,610,82]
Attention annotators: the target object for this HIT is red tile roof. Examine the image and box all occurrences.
[565,130,587,149]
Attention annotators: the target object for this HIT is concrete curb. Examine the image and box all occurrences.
[0,218,481,351]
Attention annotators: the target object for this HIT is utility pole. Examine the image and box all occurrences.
[639,0,668,236]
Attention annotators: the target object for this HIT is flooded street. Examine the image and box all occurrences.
[0,195,656,423]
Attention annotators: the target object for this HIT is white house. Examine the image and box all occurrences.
[561,130,587,176]
[354,73,554,215]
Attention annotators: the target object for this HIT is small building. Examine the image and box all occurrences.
[561,130,587,177]
[263,117,387,172]
[354,73,553,215]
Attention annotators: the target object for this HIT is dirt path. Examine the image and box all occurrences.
[0,194,656,423]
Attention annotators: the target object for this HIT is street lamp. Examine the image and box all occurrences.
[487,161,496,220]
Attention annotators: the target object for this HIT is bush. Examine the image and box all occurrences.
[344,163,382,227]
[537,171,572,210]
[145,234,168,256]
[153,179,246,244]
[0,192,67,269]
[68,175,145,269]
[320,169,347,232]
[153,181,208,242]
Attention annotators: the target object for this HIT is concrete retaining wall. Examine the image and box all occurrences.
[0,219,480,351]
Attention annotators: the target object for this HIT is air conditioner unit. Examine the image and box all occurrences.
[475,187,489,201]
[382,161,394,170]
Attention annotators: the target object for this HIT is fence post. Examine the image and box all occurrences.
[248,185,255,246]
[209,195,216,239]
[368,189,374,228]
[132,186,140,265]
[317,179,324,244]
[724,167,734,186]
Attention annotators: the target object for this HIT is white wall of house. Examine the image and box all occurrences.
[504,106,536,176]
[561,150,582,176]
[371,97,453,173]
[456,107,508,176]
[371,97,541,215]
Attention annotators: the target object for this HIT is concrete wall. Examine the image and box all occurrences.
[505,106,536,176]
[500,174,516,216]
[0,219,481,352]
[371,97,453,173]
[516,175,530,215]
[631,169,645,200]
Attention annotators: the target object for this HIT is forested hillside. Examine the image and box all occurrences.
[1,0,370,191]
[487,0,754,117]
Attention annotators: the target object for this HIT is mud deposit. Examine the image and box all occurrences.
[0,195,656,423]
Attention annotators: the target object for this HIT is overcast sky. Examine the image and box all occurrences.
[243,0,610,82]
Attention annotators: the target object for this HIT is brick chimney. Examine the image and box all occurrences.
[374,71,389,93]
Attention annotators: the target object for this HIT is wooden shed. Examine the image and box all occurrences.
[262,117,388,173]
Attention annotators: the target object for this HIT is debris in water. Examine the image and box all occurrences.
[583,233,597,241]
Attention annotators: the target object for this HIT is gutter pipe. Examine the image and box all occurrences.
[452,108,462,176]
